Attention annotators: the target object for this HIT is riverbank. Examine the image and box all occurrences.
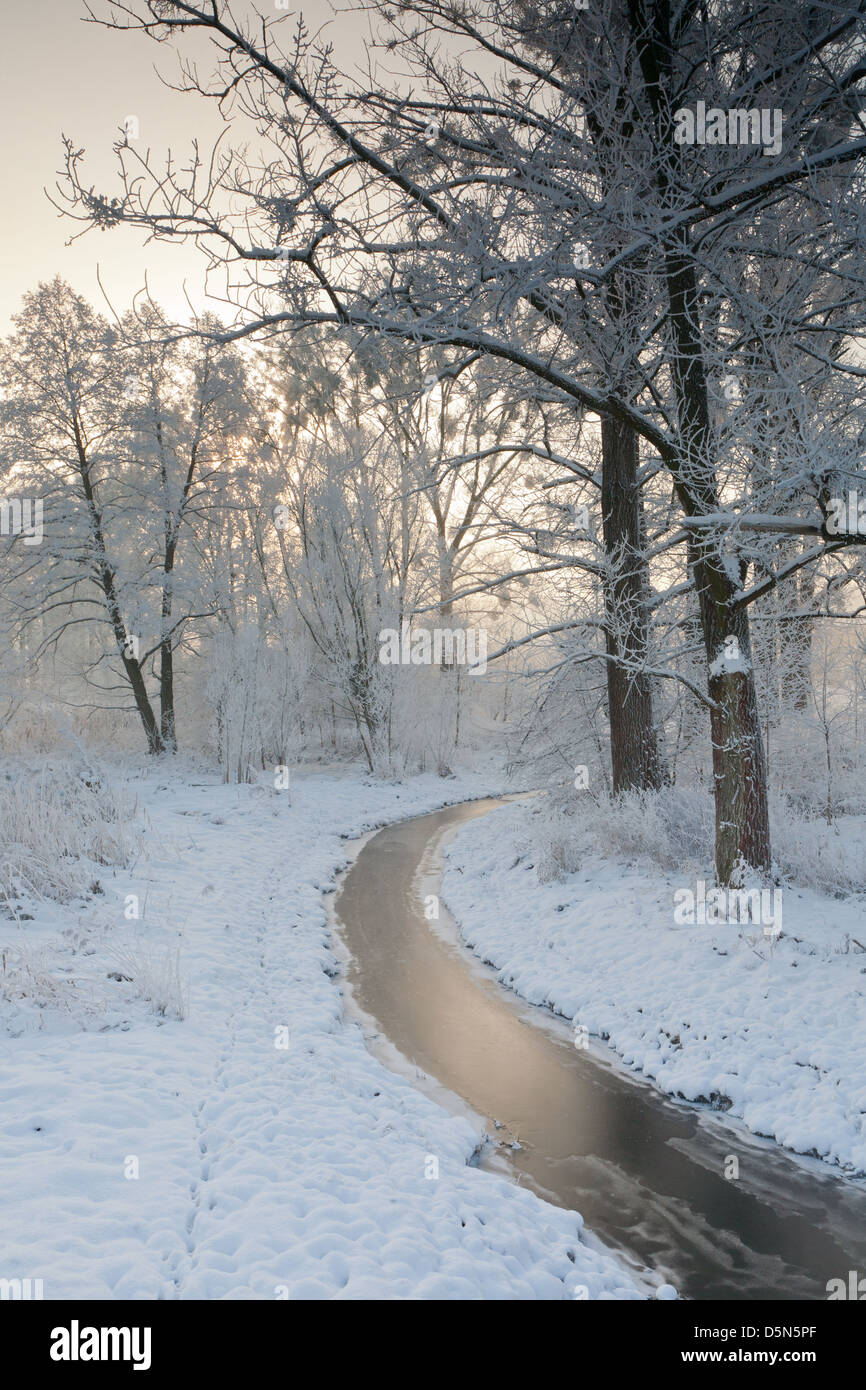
[441,797,866,1178]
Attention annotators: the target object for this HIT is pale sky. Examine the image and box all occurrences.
[0,0,369,331]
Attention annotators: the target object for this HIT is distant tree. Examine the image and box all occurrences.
[0,279,165,751]
[122,302,249,749]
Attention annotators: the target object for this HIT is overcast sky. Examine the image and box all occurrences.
[0,1,369,331]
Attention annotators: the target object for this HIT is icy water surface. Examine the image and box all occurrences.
[334,797,866,1300]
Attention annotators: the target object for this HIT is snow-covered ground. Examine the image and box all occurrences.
[0,762,644,1300]
[442,798,866,1177]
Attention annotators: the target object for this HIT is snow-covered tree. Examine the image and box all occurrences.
[57,1,866,879]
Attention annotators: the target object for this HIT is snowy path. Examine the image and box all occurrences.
[0,767,643,1300]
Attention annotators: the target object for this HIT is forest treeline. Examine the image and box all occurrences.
[3,0,866,884]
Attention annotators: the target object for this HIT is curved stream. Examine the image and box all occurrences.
[333,796,866,1300]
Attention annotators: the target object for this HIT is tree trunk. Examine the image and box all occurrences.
[73,420,164,756]
[694,573,771,882]
[159,635,177,751]
[664,246,771,881]
[159,553,178,752]
[123,650,164,755]
[600,416,665,794]
[622,0,772,881]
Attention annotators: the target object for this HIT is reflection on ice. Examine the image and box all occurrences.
[336,799,866,1301]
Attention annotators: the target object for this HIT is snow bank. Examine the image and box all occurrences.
[0,763,642,1300]
[442,798,866,1176]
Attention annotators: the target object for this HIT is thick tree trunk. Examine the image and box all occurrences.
[664,247,771,881]
[123,651,164,755]
[623,0,772,881]
[694,572,771,882]
[600,416,665,793]
[159,559,178,753]
[159,636,177,751]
